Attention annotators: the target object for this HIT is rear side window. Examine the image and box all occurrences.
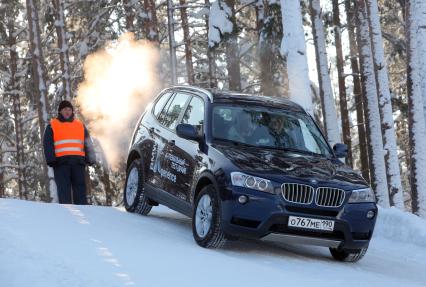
[153,92,172,118]
[182,96,204,134]
[158,92,190,129]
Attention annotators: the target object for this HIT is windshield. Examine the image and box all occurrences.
[212,104,332,157]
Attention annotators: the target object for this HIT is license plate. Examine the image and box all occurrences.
[288,216,334,231]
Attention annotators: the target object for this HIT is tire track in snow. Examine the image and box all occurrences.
[64,204,136,286]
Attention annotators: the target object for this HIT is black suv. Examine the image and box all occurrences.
[124,86,377,262]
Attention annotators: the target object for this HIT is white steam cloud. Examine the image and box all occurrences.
[76,33,159,169]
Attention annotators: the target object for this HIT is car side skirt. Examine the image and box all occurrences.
[144,183,193,217]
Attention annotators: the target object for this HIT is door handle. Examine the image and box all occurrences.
[169,139,175,146]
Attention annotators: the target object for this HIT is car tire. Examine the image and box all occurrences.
[192,184,227,248]
[329,246,368,262]
[123,159,152,215]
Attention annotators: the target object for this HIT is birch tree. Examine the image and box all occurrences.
[309,0,340,146]
[366,0,404,208]
[280,0,313,115]
[26,0,58,202]
[355,0,389,207]
[407,0,426,217]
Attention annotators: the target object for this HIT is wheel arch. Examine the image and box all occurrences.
[126,149,141,171]
[191,171,220,205]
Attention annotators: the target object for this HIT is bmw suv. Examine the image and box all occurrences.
[124,85,378,262]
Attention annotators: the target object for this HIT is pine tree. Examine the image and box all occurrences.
[26,0,58,202]
[52,0,72,101]
[332,0,353,166]
[345,0,370,182]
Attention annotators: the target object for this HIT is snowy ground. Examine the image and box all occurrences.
[1,199,425,287]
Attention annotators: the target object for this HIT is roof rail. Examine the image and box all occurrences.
[170,85,214,102]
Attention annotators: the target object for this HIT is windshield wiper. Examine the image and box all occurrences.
[213,138,328,158]
[275,147,328,158]
[212,137,257,148]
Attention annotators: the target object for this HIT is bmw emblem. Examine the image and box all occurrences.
[310,179,318,185]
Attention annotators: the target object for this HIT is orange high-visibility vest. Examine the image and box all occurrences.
[50,118,86,157]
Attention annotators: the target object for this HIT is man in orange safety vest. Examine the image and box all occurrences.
[43,100,96,204]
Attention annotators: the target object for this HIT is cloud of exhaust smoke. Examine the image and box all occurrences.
[76,33,159,169]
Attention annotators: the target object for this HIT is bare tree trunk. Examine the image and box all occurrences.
[257,0,275,96]
[52,0,72,101]
[332,0,353,166]
[205,0,216,88]
[102,167,113,206]
[123,0,136,32]
[142,0,159,42]
[281,0,314,115]
[224,0,241,91]
[310,0,340,146]
[26,0,57,202]
[406,0,426,217]
[166,0,177,84]
[7,20,25,199]
[346,0,370,182]
[355,0,389,207]
[179,0,195,84]
[366,0,404,209]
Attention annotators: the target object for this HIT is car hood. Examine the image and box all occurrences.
[212,144,367,188]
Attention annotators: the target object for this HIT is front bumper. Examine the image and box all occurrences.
[220,186,378,250]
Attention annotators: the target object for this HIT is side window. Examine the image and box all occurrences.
[158,93,190,130]
[182,96,205,133]
[153,92,172,118]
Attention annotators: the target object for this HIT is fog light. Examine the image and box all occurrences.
[366,210,375,219]
[238,195,248,204]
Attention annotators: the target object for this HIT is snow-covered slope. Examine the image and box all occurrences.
[1,198,425,287]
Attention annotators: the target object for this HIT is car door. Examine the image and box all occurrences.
[155,92,191,197]
[140,91,174,189]
[164,94,205,202]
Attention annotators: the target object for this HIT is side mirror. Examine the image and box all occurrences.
[333,143,348,158]
[176,123,201,141]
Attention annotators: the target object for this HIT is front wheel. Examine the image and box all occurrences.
[192,185,227,248]
[123,159,152,215]
[329,246,368,262]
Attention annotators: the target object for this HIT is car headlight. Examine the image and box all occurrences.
[348,187,376,203]
[230,172,274,194]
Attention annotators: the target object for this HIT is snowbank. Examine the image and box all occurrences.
[374,206,426,247]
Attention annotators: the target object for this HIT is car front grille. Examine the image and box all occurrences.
[315,187,345,207]
[281,183,314,204]
[281,184,346,207]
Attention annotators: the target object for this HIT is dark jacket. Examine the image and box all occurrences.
[43,114,97,167]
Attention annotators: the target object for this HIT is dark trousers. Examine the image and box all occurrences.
[53,163,87,204]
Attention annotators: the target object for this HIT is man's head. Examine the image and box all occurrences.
[58,100,74,120]
[269,116,284,134]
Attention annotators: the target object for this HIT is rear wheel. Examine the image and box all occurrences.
[123,159,152,215]
[329,246,368,262]
[192,185,227,248]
